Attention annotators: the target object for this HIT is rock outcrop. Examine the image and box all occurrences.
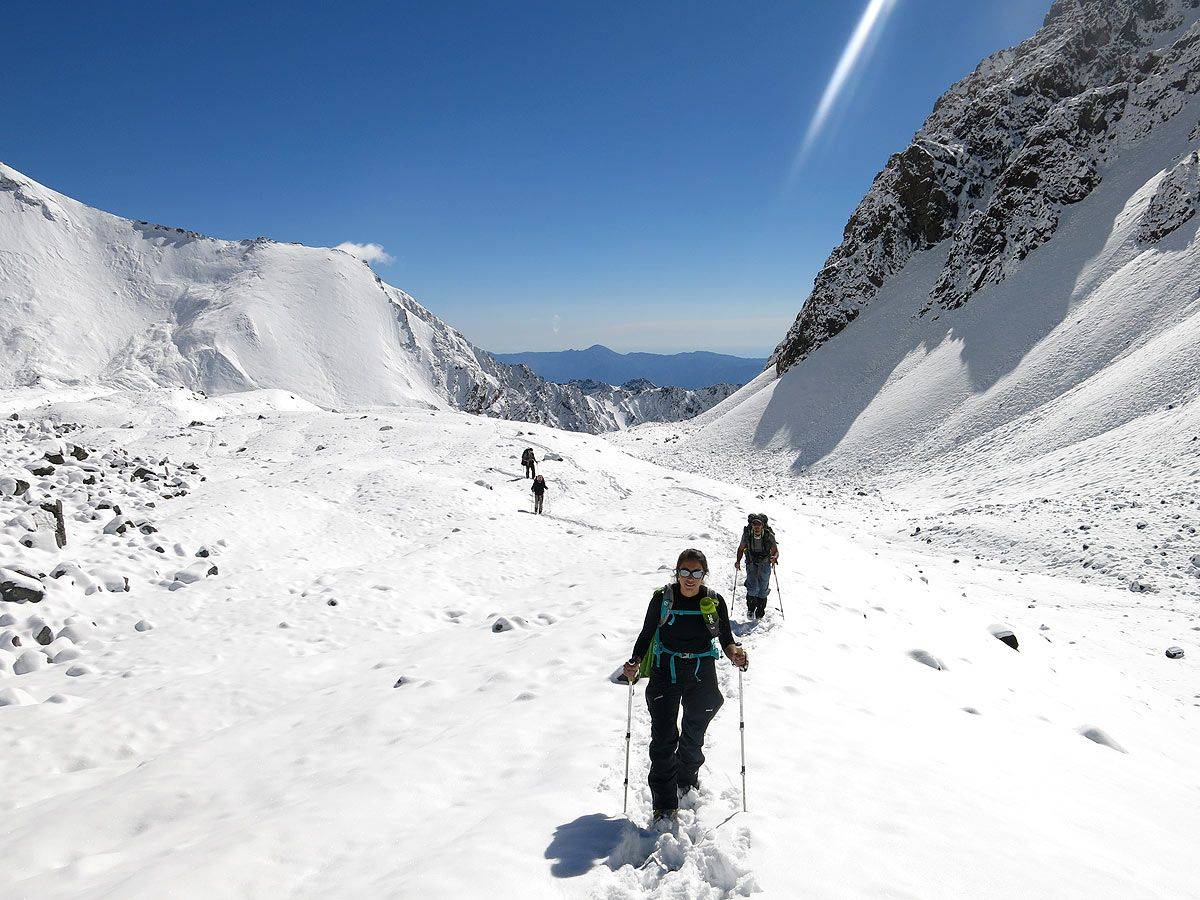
[774,0,1200,373]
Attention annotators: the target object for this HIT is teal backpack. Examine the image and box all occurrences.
[638,584,721,682]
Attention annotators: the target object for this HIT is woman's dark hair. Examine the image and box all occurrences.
[675,548,708,574]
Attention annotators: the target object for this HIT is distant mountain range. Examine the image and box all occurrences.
[491,345,768,389]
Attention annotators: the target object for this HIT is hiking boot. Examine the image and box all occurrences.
[652,808,677,825]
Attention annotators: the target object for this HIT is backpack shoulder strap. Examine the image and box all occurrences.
[658,584,675,626]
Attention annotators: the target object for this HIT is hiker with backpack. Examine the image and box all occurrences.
[531,474,548,514]
[521,447,537,479]
[621,548,748,822]
[736,513,778,619]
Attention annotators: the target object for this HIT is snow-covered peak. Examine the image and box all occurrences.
[0,163,728,433]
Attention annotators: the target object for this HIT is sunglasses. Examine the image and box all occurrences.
[676,567,706,579]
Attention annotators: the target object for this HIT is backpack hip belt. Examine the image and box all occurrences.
[654,639,720,683]
[640,584,722,684]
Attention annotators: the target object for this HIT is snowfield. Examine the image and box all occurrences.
[0,388,1196,899]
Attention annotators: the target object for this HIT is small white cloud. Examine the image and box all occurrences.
[334,242,395,265]
[553,314,561,334]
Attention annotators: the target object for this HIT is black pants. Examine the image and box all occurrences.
[533,492,544,514]
[645,656,724,811]
[524,463,535,478]
[747,595,767,618]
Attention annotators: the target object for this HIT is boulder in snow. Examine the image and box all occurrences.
[988,624,1019,651]
[0,687,37,707]
[0,568,44,604]
[1079,726,1125,754]
[13,649,46,675]
[908,649,946,670]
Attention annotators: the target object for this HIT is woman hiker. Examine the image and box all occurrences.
[622,548,748,822]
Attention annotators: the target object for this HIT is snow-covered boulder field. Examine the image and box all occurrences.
[0,387,1195,897]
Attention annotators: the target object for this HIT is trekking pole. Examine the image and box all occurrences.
[772,564,785,621]
[730,564,738,608]
[738,667,747,813]
[623,680,634,816]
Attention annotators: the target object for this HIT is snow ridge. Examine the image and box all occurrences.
[0,162,728,434]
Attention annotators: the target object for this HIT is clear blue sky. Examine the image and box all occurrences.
[3,0,1048,355]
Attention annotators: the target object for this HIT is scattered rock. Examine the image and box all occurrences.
[90,569,130,592]
[102,514,133,536]
[492,617,515,633]
[1165,646,1185,659]
[0,568,44,604]
[134,620,154,632]
[0,476,30,497]
[172,563,217,585]
[35,625,54,646]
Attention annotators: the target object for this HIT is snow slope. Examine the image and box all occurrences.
[625,4,1200,602]
[1,389,1196,898]
[0,163,728,434]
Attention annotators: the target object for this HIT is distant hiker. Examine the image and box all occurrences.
[736,513,778,619]
[531,474,548,514]
[622,548,748,822]
[521,447,537,479]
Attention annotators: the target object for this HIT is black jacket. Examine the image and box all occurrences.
[631,584,734,660]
